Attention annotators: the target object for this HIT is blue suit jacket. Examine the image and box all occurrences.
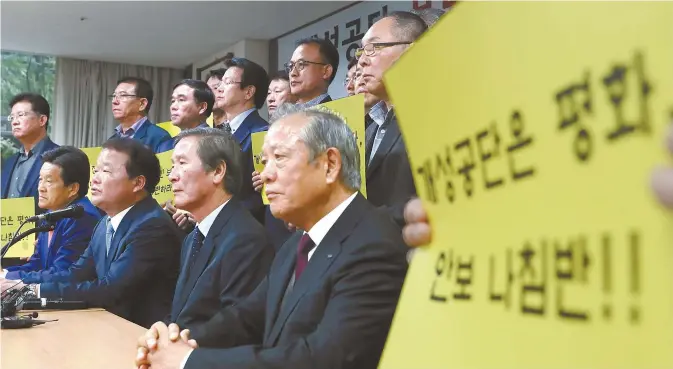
[233,110,268,222]
[109,119,172,153]
[1,137,60,212]
[156,122,209,153]
[169,199,273,331]
[5,197,102,280]
[30,196,182,327]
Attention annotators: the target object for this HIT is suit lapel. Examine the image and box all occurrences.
[173,201,238,319]
[1,154,19,197]
[233,111,259,145]
[266,194,368,345]
[105,197,151,267]
[20,156,43,196]
[366,114,401,181]
[364,122,377,167]
[171,230,196,317]
[93,219,109,276]
[133,121,148,141]
[265,232,301,338]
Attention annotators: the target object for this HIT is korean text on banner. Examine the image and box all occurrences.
[154,150,175,205]
[251,131,269,205]
[1,197,36,258]
[81,147,102,200]
[379,2,673,369]
[314,94,367,197]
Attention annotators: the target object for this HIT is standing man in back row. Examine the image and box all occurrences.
[110,76,172,153]
[287,37,339,107]
[214,58,269,223]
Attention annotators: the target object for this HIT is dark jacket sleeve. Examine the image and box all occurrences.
[185,241,408,369]
[39,222,176,305]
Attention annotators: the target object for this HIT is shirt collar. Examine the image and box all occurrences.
[115,116,148,136]
[369,101,389,127]
[228,108,256,134]
[196,199,229,238]
[306,192,357,247]
[21,136,49,157]
[109,204,135,232]
[295,93,329,109]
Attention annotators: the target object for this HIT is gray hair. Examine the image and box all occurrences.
[271,103,361,191]
[175,127,242,195]
[413,8,446,28]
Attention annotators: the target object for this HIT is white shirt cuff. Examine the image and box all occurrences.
[0,269,7,278]
[35,284,40,298]
[180,348,194,369]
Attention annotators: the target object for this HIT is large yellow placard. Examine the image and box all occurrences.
[1,197,36,258]
[314,94,367,197]
[380,2,673,369]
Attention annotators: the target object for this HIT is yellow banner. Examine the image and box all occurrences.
[314,94,367,198]
[157,121,181,138]
[251,131,269,205]
[1,197,36,258]
[80,147,102,200]
[153,150,175,205]
[380,2,673,369]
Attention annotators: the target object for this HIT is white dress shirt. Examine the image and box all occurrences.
[179,193,357,369]
[195,200,229,237]
[228,108,256,135]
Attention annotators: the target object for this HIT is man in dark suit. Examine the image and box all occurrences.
[136,105,408,369]
[1,93,59,212]
[166,127,273,331]
[359,12,428,226]
[1,138,181,328]
[2,146,102,280]
[110,76,172,153]
[286,37,338,108]
[213,58,270,222]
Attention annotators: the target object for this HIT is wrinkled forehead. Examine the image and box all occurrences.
[263,115,308,151]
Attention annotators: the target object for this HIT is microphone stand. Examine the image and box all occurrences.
[1,222,55,259]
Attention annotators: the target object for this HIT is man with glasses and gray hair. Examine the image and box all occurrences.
[1,93,60,213]
[358,11,427,227]
[109,76,172,153]
[136,104,408,369]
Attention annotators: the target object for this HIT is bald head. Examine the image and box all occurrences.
[386,11,428,41]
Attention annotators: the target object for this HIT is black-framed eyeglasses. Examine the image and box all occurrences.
[284,60,327,74]
[355,42,413,58]
[108,93,138,102]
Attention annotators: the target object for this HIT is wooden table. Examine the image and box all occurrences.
[1,309,145,369]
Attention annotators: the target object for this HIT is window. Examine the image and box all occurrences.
[1,51,56,160]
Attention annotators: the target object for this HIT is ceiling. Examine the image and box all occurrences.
[1,1,355,69]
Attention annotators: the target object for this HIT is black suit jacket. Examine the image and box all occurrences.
[365,110,417,226]
[232,110,268,223]
[169,199,274,331]
[186,193,408,369]
[35,196,181,327]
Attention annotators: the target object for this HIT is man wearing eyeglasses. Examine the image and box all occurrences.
[1,93,60,213]
[358,11,427,228]
[214,58,270,223]
[286,38,339,108]
[109,77,172,153]
[344,58,358,97]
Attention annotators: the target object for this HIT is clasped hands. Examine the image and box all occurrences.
[0,277,25,294]
[135,322,198,369]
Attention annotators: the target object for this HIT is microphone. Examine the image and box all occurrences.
[27,204,84,223]
[0,224,55,258]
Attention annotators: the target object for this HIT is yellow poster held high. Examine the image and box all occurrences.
[251,131,269,205]
[81,147,102,200]
[380,2,673,369]
[153,150,175,205]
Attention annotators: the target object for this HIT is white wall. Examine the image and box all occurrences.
[275,0,452,99]
[192,39,269,81]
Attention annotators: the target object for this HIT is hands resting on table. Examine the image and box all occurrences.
[136,322,197,369]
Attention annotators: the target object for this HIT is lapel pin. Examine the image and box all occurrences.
[327,254,333,258]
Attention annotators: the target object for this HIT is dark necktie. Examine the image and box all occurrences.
[295,233,316,280]
[187,228,205,272]
[217,122,232,134]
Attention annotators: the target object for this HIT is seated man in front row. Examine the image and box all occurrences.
[1,138,181,328]
[136,104,409,369]
[166,127,274,331]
